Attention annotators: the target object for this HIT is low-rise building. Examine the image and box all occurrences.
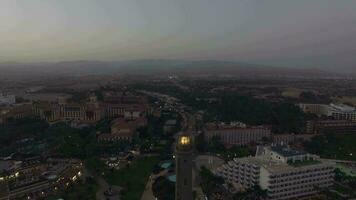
[299,103,330,116]
[98,117,147,142]
[0,93,16,105]
[164,119,177,133]
[299,103,356,121]
[215,145,335,200]
[0,104,33,124]
[272,134,315,144]
[306,120,356,134]
[204,122,271,146]
[32,92,148,124]
[0,159,83,200]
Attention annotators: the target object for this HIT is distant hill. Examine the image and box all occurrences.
[0,59,345,79]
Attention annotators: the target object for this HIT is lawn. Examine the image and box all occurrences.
[105,156,159,200]
[333,184,356,198]
[221,146,251,161]
[336,164,356,177]
[281,88,303,98]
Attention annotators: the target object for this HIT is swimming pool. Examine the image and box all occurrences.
[167,174,176,182]
[160,161,172,169]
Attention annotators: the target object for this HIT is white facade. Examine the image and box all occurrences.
[204,124,271,146]
[299,103,356,121]
[215,145,335,200]
[0,93,16,105]
[299,103,329,116]
[329,104,356,121]
[124,110,141,120]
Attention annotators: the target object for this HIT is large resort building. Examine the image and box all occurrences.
[0,159,83,200]
[204,122,271,146]
[215,145,335,200]
[300,103,356,121]
[306,120,356,134]
[1,91,148,124]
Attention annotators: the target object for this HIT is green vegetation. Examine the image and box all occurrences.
[304,133,356,161]
[336,164,356,177]
[132,82,306,133]
[196,135,251,161]
[85,157,107,175]
[48,177,98,200]
[200,167,224,197]
[335,169,356,190]
[105,156,159,200]
[0,117,48,146]
[222,145,251,161]
[152,176,175,200]
[233,185,268,200]
[0,118,131,158]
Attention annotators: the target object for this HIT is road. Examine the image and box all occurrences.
[139,90,206,200]
[141,169,169,200]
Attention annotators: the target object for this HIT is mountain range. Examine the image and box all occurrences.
[0,60,353,79]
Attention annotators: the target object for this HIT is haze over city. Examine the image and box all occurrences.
[1,0,356,72]
[1,1,356,200]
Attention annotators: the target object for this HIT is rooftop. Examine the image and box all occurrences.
[330,103,356,112]
[230,155,332,173]
[271,145,306,157]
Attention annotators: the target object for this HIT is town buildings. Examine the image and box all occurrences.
[300,103,356,121]
[215,145,335,200]
[0,93,16,105]
[204,122,271,146]
[306,120,356,134]
[0,103,33,124]
[97,117,147,142]
[0,158,83,200]
[0,92,148,124]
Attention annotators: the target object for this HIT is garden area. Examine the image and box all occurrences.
[105,156,159,200]
[304,133,356,161]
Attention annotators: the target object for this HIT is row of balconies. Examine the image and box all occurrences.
[268,179,333,192]
[269,175,333,188]
[269,190,315,200]
[268,182,332,198]
[269,170,333,182]
[269,167,333,178]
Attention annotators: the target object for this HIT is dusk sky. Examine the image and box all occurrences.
[1,0,356,68]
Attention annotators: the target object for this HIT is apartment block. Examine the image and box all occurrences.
[215,145,335,200]
[204,122,271,146]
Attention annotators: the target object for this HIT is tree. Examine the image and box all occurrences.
[200,167,224,197]
[152,176,175,200]
[195,133,207,153]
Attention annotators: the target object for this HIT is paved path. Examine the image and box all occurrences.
[141,169,169,200]
[83,167,120,200]
[95,174,110,200]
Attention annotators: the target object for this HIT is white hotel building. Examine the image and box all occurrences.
[299,103,356,121]
[215,145,335,200]
[204,122,271,146]
[0,93,16,105]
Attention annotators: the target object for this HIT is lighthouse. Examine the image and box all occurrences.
[175,133,193,200]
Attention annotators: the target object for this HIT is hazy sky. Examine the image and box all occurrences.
[1,0,356,68]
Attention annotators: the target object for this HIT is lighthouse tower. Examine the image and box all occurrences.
[175,133,193,200]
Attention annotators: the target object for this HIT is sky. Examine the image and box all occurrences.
[1,0,356,69]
